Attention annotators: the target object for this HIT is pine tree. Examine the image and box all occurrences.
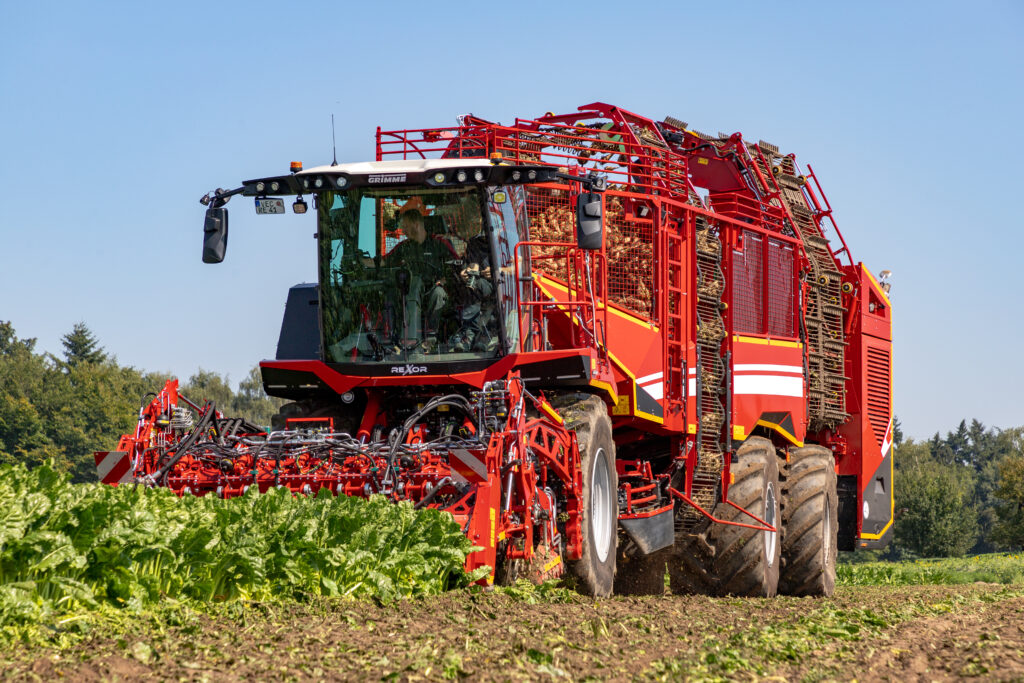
[61,322,107,367]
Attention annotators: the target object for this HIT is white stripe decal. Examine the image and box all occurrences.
[451,449,487,480]
[688,378,696,395]
[734,364,803,374]
[636,371,663,385]
[881,417,894,457]
[642,383,664,400]
[734,375,804,397]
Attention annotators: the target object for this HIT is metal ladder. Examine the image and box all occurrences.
[680,216,728,531]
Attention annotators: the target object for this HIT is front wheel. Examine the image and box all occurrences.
[560,395,617,597]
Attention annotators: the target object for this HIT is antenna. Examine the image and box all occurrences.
[331,114,338,166]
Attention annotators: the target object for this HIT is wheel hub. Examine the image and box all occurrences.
[763,482,778,567]
[591,448,612,563]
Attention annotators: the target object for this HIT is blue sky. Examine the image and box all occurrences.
[1,1,1021,439]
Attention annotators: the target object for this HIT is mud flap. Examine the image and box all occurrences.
[618,506,674,555]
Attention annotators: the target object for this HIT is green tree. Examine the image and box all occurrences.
[0,321,62,469]
[180,367,283,428]
[60,322,107,367]
[892,414,904,447]
[233,366,285,427]
[892,440,979,558]
[181,369,236,412]
[992,451,1024,549]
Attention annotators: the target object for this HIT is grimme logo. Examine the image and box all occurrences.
[391,364,428,375]
[368,173,407,184]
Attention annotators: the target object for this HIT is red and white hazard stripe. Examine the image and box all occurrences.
[94,451,134,485]
[448,449,488,484]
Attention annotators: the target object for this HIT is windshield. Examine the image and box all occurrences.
[318,187,508,364]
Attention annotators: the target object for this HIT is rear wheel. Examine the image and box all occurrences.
[778,445,837,597]
[558,394,617,597]
[668,437,781,597]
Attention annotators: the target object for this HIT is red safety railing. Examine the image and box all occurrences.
[514,241,607,359]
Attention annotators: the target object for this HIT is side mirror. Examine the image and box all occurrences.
[576,193,603,250]
[202,207,228,263]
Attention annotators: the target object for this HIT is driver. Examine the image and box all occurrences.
[386,197,457,344]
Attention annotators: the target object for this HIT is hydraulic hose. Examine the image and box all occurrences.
[151,401,216,485]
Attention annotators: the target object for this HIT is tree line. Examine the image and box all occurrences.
[0,321,282,483]
[1,320,1023,554]
[883,416,1024,557]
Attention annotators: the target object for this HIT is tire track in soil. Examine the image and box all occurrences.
[785,593,1024,682]
[6,585,1023,681]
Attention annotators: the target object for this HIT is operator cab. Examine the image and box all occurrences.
[200,158,596,374]
[318,181,521,364]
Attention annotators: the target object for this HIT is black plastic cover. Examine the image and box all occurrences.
[276,283,321,360]
[202,207,228,263]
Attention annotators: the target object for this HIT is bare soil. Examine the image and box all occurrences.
[5,585,1024,681]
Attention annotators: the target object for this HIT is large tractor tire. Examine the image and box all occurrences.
[667,527,715,595]
[558,394,617,597]
[614,546,666,595]
[778,445,838,597]
[668,437,781,597]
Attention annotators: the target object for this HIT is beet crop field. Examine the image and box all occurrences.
[3,463,1024,681]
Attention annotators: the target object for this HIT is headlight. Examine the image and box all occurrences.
[255,181,266,192]
[302,179,310,189]
[270,181,280,192]
[456,170,467,182]
[433,172,446,183]
[336,176,348,188]
[527,170,537,181]
[473,169,485,182]
[511,170,521,182]
[314,177,324,188]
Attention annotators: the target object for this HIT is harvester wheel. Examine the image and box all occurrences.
[778,445,837,597]
[614,546,667,595]
[669,437,781,597]
[667,527,715,595]
[559,394,617,597]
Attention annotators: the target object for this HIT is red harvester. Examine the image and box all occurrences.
[97,103,892,597]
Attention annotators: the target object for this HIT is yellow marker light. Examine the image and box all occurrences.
[493,191,506,203]
[489,152,503,164]
[290,161,302,173]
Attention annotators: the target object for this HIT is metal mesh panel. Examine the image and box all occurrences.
[731,230,763,334]
[524,186,574,270]
[767,238,796,337]
[605,194,654,318]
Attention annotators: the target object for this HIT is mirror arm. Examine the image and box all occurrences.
[199,186,245,209]
[552,171,608,193]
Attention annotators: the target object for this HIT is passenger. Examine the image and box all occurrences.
[448,205,495,352]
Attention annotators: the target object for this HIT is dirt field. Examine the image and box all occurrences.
[6,584,1024,681]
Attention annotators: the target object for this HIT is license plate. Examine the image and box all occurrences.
[255,198,285,214]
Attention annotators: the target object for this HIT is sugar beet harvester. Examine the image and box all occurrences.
[97,103,893,597]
